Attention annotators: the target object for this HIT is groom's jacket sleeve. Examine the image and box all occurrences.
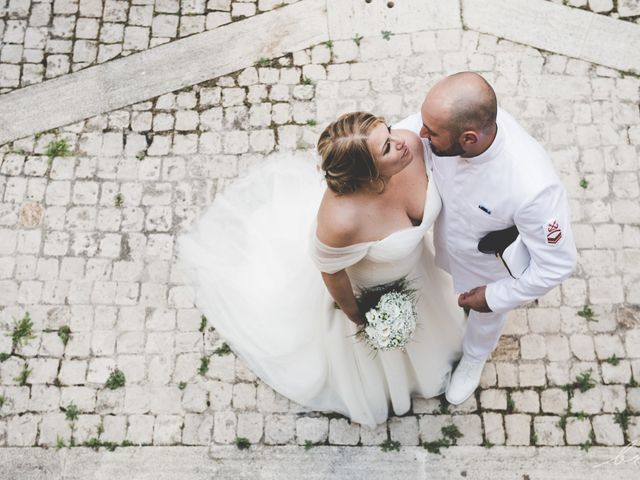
[484,182,577,313]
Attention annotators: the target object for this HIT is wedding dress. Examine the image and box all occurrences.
[177,151,466,428]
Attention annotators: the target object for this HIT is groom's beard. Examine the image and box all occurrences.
[429,140,465,157]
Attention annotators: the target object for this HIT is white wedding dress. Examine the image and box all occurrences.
[177,152,466,427]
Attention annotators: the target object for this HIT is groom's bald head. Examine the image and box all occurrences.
[420,72,497,157]
[424,72,497,135]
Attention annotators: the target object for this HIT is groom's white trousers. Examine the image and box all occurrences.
[462,310,508,361]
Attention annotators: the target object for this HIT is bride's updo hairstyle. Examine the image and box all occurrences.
[317,111,386,195]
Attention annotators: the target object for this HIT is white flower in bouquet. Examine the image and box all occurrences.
[362,290,417,351]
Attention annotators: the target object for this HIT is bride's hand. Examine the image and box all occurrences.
[322,270,366,326]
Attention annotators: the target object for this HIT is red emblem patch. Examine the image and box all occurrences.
[546,220,562,245]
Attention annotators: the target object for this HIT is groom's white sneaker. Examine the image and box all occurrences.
[445,355,486,405]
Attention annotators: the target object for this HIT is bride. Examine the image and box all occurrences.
[178,112,466,427]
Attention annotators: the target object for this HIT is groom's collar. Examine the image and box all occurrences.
[462,120,505,165]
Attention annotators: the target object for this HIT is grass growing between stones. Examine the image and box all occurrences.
[605,354,620,366]
[380,439,401,452]
[0,394,5,409]
[577,305,597,322]
[558,415,567,429]
[614,408,630,430]
[0,353,10,362]
[15,364,32,386]
[64,402,79,422]
[45,139,71,160]
[199,315,207,333]
[563,370,596,397]
[213,343,232,356]
[10,312,35,349]
[235,437,251,450]
[105,369,126,389]
[574,370,596,392]
[423,424,463,454]
[84,438,119,452]
[255,58,272,68]
[58,325,71,346]
[435,397,449,414]
[198,356,210,375]
[580,430,596,452]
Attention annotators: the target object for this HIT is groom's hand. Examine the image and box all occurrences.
[458,286,492,313]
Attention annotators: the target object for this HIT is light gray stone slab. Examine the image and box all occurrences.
[327,0,461,41]
[462,0,640,74]
[0,446,638,479]
[0,0,328,146]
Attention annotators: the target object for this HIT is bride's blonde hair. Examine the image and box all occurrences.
[317,112,386,195]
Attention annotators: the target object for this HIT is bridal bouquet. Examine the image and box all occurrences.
[357,278,417,351]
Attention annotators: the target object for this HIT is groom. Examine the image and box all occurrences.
[395,72,577,404]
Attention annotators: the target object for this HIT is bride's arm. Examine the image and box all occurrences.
[315,197,365,326]
[321,270,364,326]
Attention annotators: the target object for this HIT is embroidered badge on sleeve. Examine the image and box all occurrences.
[545,219,562,245]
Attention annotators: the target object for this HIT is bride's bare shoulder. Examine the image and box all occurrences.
[315,190,362,248]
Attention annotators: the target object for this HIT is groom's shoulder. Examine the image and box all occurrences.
[392,113,422,135]
[499,109,563,195]
[500,108,552,165]
[499,108,546,152]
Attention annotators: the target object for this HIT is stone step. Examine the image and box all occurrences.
[462,0,640,74]
[0,446,635,479]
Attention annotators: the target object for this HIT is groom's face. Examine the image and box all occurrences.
[420,101,465,157]
[426,134,465,157]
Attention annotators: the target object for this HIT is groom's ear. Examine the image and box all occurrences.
[460,131,479,146]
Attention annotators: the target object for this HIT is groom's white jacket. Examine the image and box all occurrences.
[393,108,577,314]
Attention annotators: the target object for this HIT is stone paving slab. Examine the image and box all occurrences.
[0,0,328,145]
[462,0,640,73]
[0,446,638,479]
[327,0,460,40]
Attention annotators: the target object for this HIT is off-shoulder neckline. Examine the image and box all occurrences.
[314,185,429,251]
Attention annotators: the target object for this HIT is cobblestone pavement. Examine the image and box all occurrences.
[0,0,639,469]
[0,0,301,93]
